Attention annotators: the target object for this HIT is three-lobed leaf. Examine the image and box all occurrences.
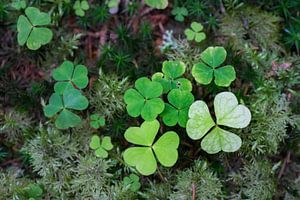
[123,120,179,175]
[90,114,105,129]
[184,22,206,43]
[152,61,192,93]
[171,7,188,22]
[161,89,194,127]
[192,46,236,87]
[52,60,89,94]
[186,92,251,154]
[17,7,53,50]
[90,135,113,158]
[124,77,164,121]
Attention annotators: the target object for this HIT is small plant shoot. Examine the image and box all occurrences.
[124,77,164,121]
[89,135,113,158]
[73,0,89,17]
[17,7,53,50]
[186,92,251,154]
[123,174,141,192]
[90,114,105,129]
[184,22,206,43]
[152,61,192,93]
[123,120,179,175]
[192,46,236,87]
[172,7,188,22]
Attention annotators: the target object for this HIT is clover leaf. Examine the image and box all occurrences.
[89,135,113,158]
[184,22,206,43]
[192,46,236,87]
[171,7,188,22]
[145,0,168,9]
[152,61,192,93]
[161,89,194,127]
[123,120,179,176]
[186,92,251,154]
[52,60,89,94]
[124,77,164,121]
[17,7,53,50]
[123,174,141,192]
[90,114,105,129]
[43,88,89,129]
[73,0,89,17]
[11,0,26,10]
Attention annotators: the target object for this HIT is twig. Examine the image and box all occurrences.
[278,151,291,179]
[192,183,196,200]
[157,167,167,182]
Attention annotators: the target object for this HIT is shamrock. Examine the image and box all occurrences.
[124,77,164,121]
[171,7,188,22]
[90,114,105,129]
[123,120,179,176]
[11,0,26,10]
[89,135,113,158]
[43,88,89,129]
[123,174,141,192]
[192,46,236,87]
[17,7,53,50]
[152,61,192,93]
[73,0,89,17]
[145,0,168,9]
[161,89,194,127]
[184,22,206,43]
[52,60,89,94]
[186,92,251,154]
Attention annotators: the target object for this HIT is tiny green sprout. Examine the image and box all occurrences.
[124,77,164,121]
[90,114,105,129]
[192,46,236,87]
[171,7,188,22]
[43,88,89,129]
[184,22,206,43]
[73,0,89,17]
[52,60,89,94]
[186,92,251,154]
[123,174,141,192]
[89,135,113,158]
[161,89,194,127]
[145,0,168,9]
[152,61,192,93]
[123,120,179,176]
[11,0,26,10]
[17,7,53,50]
[22,183,43,200]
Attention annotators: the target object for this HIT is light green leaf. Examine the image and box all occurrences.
[124,120,159,146]
[214,92,251,128]
[144,0,168,9]
[162,61,186,79]
[25,7,51,26]
[43,93,63,117]
[101,136,113,150]
[153,131,179,167]
[55,109,81,129]
[135,77,163,99]
[17,15,31,46]
[192,62,214,85]
[214,65,236,87]
[54,82,73,94]
[201,126,242,154]
[26,27,53,50]
[124,89,145,117]
[191,22,203,32]
[185,22,206,43]
[72,65,89,89]
[186,100,215,140]
[53,61,74,81]
[200,46,227,68]
[161,104,178,127]
[95,147,108,158]
[63,88,89,110]
[168,89,194,109]
[141,98,165,121]
[184,29,195,41]
[123,147,157,176]
[90,135,101,150]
